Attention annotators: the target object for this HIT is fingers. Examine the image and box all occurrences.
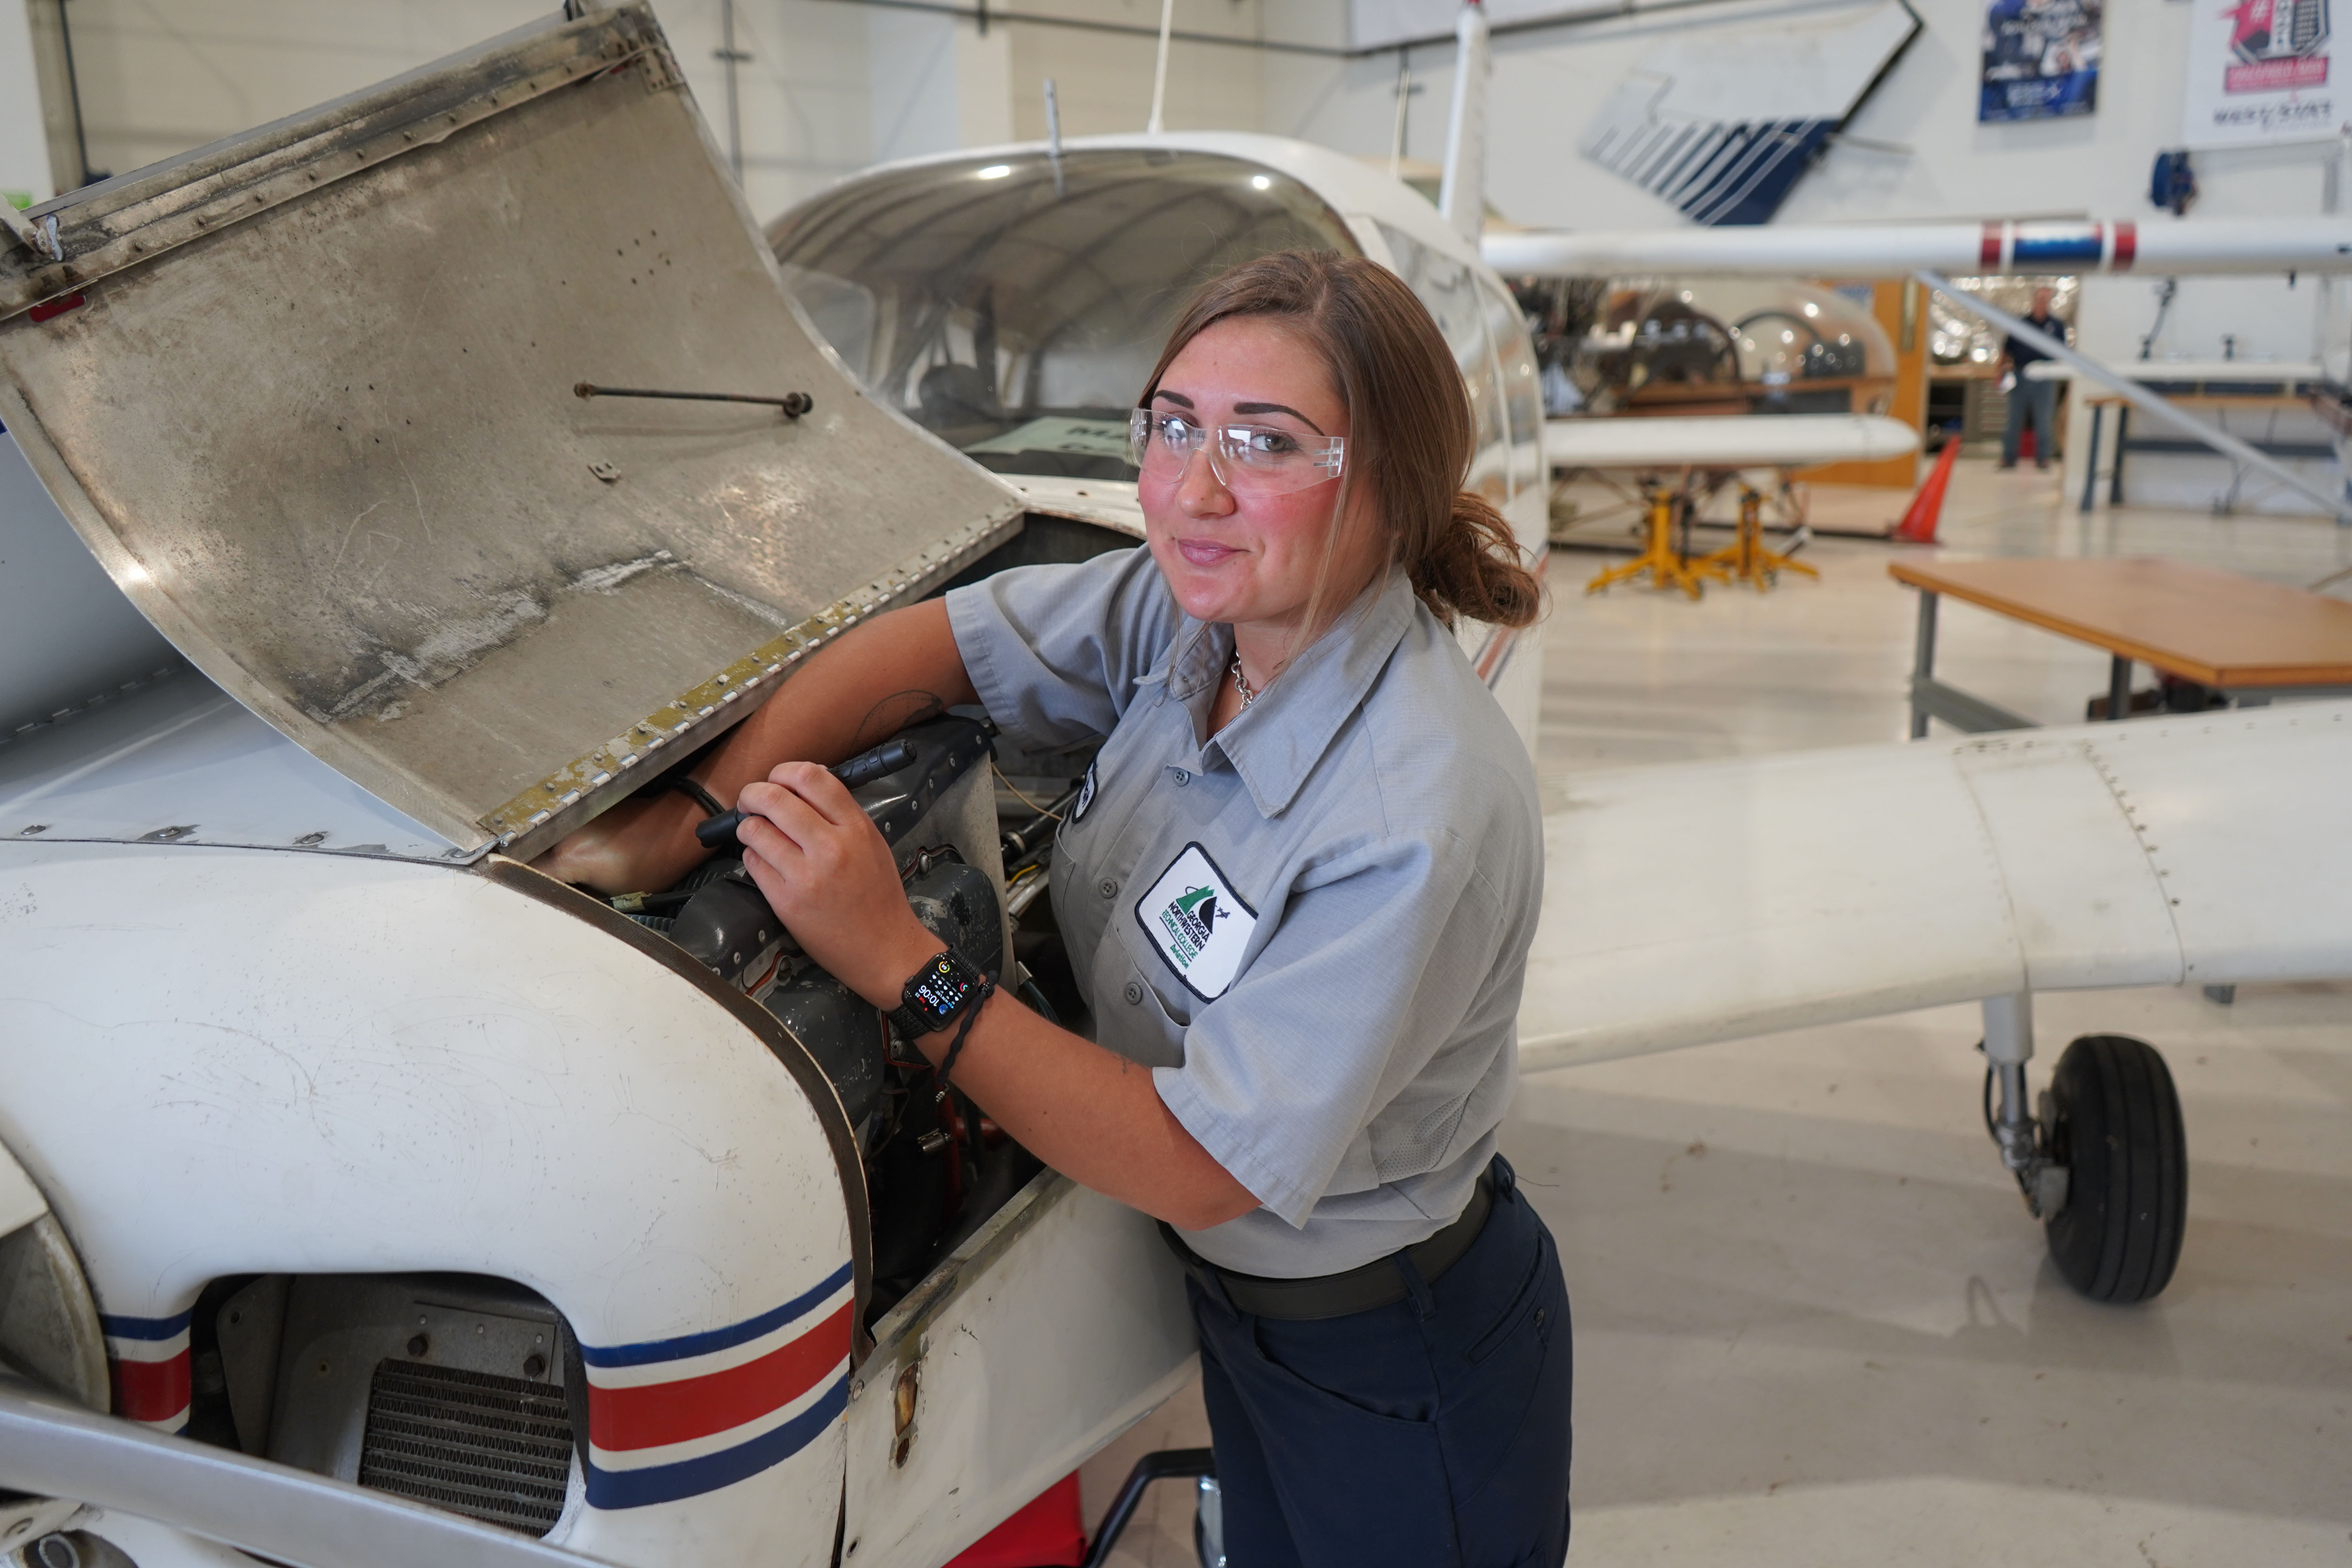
[762,759,862,824]
[733,762,886,895]
[737,775,835,851]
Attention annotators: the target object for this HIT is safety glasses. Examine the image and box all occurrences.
[1127,408,1347,495]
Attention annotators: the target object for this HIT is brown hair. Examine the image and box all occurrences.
[1140,249,1543,632]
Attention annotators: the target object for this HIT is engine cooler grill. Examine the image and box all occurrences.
[358,1360,572,1534]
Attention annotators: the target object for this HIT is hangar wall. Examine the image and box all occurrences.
[7,0,2332,459]
[0,1,46,208]
[2,0,1302,221]
[27,0,2330,368]
[1262,0,2336,370]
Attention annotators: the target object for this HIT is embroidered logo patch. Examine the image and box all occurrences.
[1134,842,1258,1000]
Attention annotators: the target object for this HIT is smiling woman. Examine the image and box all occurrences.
[539,250,1566,1568]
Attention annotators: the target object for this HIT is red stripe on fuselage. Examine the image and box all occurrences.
[1980,223,2002,268]
[109,1353,190,1423]
[2112,221,2136,270]
[588,1300,853,1452]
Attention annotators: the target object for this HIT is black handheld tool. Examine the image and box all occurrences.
[693,737,920,850]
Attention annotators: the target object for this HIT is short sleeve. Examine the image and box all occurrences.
[944,546,1183,751]
[1152,831,1511,1228]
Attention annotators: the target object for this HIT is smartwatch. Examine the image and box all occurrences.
[887,948,989,1040]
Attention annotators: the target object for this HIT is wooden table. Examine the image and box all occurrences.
[2025,362,2332,514]
[1889,557,2352,737]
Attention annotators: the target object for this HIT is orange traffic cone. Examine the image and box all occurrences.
[1894,438,1959,544]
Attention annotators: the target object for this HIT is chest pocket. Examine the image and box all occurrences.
[1103,946,1189,1068]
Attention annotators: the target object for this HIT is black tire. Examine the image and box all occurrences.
[2043,1034,2187,1302]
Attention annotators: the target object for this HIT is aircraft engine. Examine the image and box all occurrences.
[599,715,1036,1323]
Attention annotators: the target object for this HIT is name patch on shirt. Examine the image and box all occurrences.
[1134,842,1258,1000]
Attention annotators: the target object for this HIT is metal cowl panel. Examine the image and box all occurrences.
[0,4,1020,861]
[0,840,862,1565]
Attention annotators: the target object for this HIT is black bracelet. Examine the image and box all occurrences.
[932,976,996,1102]
[670,776,726,817]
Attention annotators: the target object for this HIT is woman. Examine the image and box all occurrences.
[543,250,1569,1566]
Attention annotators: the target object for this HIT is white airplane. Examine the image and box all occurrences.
[0,7,2346,1568]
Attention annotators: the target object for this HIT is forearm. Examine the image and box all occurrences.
[535,600,976,891]
[698,599,978,806]
[913,991,1259,1232]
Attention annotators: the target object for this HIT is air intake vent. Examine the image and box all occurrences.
[358,1360,572,1534]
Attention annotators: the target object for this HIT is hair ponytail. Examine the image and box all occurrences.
[1413,490,1543,630]
[1144,250,1549,638]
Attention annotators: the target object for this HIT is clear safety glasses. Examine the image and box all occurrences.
[1126,409,1347,495]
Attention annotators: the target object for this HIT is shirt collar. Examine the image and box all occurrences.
[1152,569,1418,818]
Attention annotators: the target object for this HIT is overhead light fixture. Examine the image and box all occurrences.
[977,164,1013,180]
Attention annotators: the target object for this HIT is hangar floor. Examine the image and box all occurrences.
[1077,459,2352,1567]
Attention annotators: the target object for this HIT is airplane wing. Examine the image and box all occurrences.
[1517,703,2352,1071]
[1545,413,1919,470]
[1486,218,2352,279]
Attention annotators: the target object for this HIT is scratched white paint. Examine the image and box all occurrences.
[0,842,848,1568]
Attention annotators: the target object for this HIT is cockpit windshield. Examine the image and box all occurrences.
[768,149,1359,481]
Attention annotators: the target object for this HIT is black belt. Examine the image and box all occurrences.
[1159,1173,1494,1322]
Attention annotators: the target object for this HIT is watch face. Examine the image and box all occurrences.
[909,954,973,1023]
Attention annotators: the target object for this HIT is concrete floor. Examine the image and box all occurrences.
[1077,460,2352,1566]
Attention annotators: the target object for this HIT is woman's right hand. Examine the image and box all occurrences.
[530,791,710,895]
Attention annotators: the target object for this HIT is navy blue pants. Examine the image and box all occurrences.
[1189,1157,1572,1568]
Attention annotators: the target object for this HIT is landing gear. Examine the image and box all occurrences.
[1976,996,2189,1303]
[2043,1035,2188,1302]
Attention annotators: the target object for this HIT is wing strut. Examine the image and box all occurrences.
[1437,1,1490,244]
[1917,270,2352,524]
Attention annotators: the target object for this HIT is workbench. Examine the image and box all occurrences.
[2023,361,2332,513]
[1890,557,2352,737]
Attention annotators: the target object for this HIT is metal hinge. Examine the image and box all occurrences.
[0,205,62,263]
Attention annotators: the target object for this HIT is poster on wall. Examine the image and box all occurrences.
[2182,0,2346,145]
[1980,0,2103,121]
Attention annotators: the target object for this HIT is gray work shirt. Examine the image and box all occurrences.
[946,546,1542,1277]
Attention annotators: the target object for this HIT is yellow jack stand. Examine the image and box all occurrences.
[1586,486,1727,600]
[1698,486,1819,591]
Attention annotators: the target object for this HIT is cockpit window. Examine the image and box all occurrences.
[769,150,1359,481]
[1377,221,1515,503]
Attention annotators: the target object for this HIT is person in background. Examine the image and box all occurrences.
[1999,285,2069,470]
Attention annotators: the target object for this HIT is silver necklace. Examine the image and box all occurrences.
[1229,652,1257,709]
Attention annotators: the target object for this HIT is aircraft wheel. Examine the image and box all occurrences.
[2043,1034,2187,1303]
